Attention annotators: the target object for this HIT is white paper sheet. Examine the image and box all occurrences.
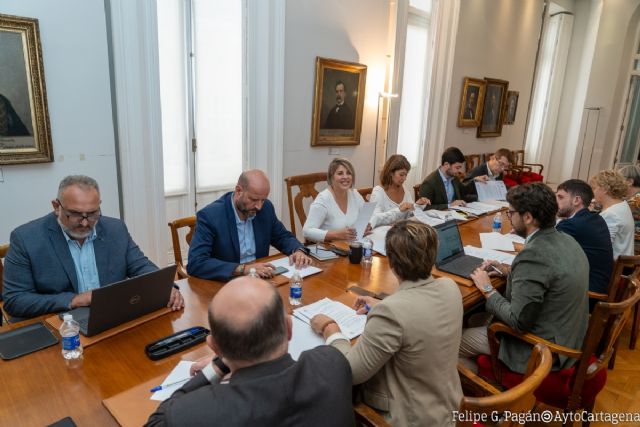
[269,256,323,278]
[464,245,516,265]
[479,232,516,251]
[464,202,501,214]
[369,225,391,256]
[475,180,508,202]
[412,209,445,226]
[289,316,325,361]
[354,202,377,241]
[293,298,366,340]
[501,233,525,245]
[151,360,193,401]
[483,200,510,208]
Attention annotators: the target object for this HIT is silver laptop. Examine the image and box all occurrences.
[434,221,484,279]
[59,265,177,337]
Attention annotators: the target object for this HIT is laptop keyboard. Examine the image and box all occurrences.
[439,256,484,278]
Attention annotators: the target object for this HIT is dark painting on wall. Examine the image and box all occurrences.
[477,78,508,138]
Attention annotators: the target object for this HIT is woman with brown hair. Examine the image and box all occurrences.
[369,154,430,228]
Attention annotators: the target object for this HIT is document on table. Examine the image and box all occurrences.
[289,316,325,361]
[464,245,516,265]
[413,209,445,226]
[269,256,323,278]
[369,225,391,256]
[464,202,501,214]
[480,232,516,251]
[475,180,507,202]
[502,233,525,245]
[354,202,377,241]
[151,360,193,401]
[293,298,366,340]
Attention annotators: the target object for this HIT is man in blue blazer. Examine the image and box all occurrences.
[187,170,311,281]
[555,179,613,294]
[3,175,184,319]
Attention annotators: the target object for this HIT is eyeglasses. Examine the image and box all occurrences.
[56,199,101,223]
[506,210,518,219]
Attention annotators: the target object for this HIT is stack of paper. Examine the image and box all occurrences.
[293,298,366,340]
[369,225,391,256]
[464,246,516,265]
[413,209,445,226]
[269,257,323,278]
[479,232,516,251]
[463,202,501,215]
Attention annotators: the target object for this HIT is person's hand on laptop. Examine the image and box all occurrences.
[168,287,185,311]
[70,291,92,309]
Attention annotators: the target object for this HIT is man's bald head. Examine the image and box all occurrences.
[237,170,270,194]
[208,277,288,362]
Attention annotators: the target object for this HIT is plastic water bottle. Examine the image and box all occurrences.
[60,314,83,362]
[289,270,303,306]
[248,267,258,278]
[362,238,373,266]
[492,212,503,233]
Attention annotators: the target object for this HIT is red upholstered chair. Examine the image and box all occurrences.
[476,273,640,425]
[503,149,544,187]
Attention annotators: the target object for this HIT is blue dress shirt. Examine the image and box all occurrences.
[61,226,100,293]
[230,196,257,263]
[438,168,455,203]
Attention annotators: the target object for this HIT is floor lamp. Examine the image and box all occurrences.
[373,92,398,185]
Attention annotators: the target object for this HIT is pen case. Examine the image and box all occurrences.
[145,326,210,360]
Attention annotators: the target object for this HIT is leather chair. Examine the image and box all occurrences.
[167,216,196,279]
[503,149,544,187]
[476,272,640,426]
[284,172,327,236]
[457,343,552,427]
[413,183,421,201]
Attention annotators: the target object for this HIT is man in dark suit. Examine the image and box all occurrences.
[555,179,613,294]
[324,81,354,129]
[146,276,355,427]
[463,148,513,199]
[187,170,311,281]
[418,147,469,210]
[3,175,183,318]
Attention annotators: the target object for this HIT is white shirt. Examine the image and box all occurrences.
[369,185,413,228]
[600,201,634,259]
[303,188,365,242]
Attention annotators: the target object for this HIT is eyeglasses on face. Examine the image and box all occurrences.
[56,199,101,223]
[506,210,518,219]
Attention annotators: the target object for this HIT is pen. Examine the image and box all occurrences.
[364,304,371,313]
[490,265,503,276]
[150,377,190,392]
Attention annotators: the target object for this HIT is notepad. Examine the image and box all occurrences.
[269,256,323,278]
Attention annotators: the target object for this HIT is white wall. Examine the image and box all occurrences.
[444,0,544,156]
[0,0,119,243]
[282,0,390,237]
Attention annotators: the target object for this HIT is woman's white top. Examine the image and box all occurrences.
[600,201,635,259]
[303,188,365,242]
[369,185,413,228]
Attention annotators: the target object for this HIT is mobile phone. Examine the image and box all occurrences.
[272,266,289,275]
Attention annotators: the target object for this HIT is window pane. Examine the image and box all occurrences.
[635,59,640,70]
[193,0,243,189]
[620,76,640,163]
[157,0,189,193]
[397,21,428,165]
[410,0,431,14]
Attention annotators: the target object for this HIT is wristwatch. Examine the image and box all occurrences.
[213,355,231,375]
[481,284,496,297]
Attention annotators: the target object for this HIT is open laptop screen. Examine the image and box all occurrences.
[435,221,465,264]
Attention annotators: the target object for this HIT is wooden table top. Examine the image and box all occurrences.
[0,211,511,426]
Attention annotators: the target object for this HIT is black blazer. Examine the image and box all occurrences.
[419,169,470,210]
[556,208,614,294]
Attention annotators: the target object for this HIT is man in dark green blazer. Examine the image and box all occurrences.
[419,147,470,210]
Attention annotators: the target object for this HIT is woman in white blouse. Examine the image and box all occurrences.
[369,154,430,228]
[303,158,364,242]
[590,170,634,258]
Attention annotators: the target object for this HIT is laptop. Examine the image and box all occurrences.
[59,265,177,337]
[434,221,484,279]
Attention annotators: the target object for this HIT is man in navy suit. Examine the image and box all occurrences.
[187,170,311,281]
[3,175,184,319]
[556,179,613,294]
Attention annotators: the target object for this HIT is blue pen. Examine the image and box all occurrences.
[364,304,371,313]
[150,377,190,392]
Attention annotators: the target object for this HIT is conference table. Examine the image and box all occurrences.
[0,211,511,427]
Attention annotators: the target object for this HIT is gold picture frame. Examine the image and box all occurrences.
[477,78,509,138]
[311,57,367,146]
[0,13,52,165]
[457,77,486,127]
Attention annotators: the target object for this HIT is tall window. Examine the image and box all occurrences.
[617,28,640,165]
[157,0,244,197]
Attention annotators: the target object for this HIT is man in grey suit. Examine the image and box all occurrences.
[2,175,184,318]
[146,276,354,427]
[459,182,589,374]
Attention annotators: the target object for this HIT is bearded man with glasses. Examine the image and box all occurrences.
[3,175,184,319]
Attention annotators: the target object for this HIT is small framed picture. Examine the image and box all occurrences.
[477,78,509,138]
[0,13,52,165]
[504,91,519,125]
[311,57,367,146]
[457,77,486,127]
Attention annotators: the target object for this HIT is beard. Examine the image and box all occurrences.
[57,216,96,240]
[235,199,258,219]
[557,205,573,218]
[512,222,527,239]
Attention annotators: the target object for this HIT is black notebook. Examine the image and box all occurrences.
[0,321,59,360]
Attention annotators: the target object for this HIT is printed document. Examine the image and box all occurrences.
[479,232,516,251]
[294,298,366,340]
[269,257,322,278]
[289,316,325,361]
[354,202,377,241]
[464,245,516,265]
[151,361,193,401]
[475,180,507,202]
[369,225,391,256]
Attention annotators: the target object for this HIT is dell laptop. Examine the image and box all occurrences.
[434,221,484,279]
[60,265,177,337]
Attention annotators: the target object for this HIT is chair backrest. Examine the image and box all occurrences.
[413,183,420,201]
[604,255,640,302]
[284,172,327,235]
[0,243,9,296]
[357,187,373,201]
[464,154,482,174]
[457,344,552,427]
[167,216,196,279]
[353,402,390,427]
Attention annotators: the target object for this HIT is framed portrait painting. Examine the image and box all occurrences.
[0,14,52,165]
[477,78,509,138]
[311,57,367,146]
[457,77,486,127]
[504,91,519,125]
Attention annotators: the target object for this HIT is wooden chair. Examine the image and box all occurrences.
[465,154,482,175]
[284,172,327,235]
[413,183,421,201]
[167,216,196,279]
[357,187,373,201]
[353,402,390,427]
[0,243,9,326]
[457,343,552,427]
[505,149,545,186]
[477,273,640,425]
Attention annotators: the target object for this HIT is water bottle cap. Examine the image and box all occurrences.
[63,314,72,321]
